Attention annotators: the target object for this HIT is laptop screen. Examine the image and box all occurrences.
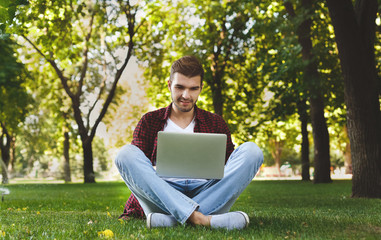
[156,131,227,179]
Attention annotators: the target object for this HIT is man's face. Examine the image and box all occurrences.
[168,72,203,113]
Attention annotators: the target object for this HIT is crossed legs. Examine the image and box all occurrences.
[115,142,263,228]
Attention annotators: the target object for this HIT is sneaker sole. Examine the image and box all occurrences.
[237,211,250,228]
[147,213,153,229]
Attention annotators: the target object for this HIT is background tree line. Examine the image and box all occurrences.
[0,0,380,198]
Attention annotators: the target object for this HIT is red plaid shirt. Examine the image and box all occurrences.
[119,103,235,220]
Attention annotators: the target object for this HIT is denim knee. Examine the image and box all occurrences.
[240,142,264,168]
[114,144,139,170]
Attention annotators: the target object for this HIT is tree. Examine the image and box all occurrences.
[129,0,351,182]
[0,0,30,185]
[135,1,322,178]
[0,38,31,184]
[255,1,312,180]
[135,0,259,117]
[260,1,343,181]
[0,122,13,184]
[13,0,142,183]
[283,0,332,183]
[192,0,258,117]
[259,118,301,176]
[0,0,28,36]
[103,59,149,149]
[326,0,381,198]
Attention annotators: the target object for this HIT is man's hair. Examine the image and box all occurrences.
[170,55,204,85]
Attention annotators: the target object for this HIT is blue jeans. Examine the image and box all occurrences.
[115,142,263,225]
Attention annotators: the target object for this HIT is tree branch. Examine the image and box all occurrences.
[88,0,136,142]
[105,42,118,66]
[22,35,75,100]
[86,64,107,132]
[77,11,95,98]
[22,35,87,139]
[283,1,296,18]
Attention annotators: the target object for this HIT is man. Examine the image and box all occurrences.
[115,55,263,230]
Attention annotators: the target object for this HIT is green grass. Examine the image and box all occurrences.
[0,180,380,239]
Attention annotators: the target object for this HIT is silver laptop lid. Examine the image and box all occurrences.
[156,131,227,179]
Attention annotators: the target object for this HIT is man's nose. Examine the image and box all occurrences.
[182,90,190,99]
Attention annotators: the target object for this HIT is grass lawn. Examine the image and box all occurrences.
[0,180,380,239]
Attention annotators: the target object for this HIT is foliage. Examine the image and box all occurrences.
[255,115,302,168]
[250,1,345,179]
[0,0,28,37]
[0,181,380,239]
[92,136,110,173]
[0,38,30,132]
[2,0,377,181]
[134,0,348,172]
[10,0,143,182]
[260,1,344,134]
[0,33,31,184]
[135,0,269,137]
[6,45,74,178]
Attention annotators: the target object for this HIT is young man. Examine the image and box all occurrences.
[115,55,263,230]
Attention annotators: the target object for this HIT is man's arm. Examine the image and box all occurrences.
[131,113,155,161]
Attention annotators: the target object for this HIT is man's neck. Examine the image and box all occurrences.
[169,104,195,129]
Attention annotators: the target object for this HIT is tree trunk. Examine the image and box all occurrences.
[298,99,310,181]
[21,1,137,184]
[310,95,332,183]
[326,0,381,198]
[212,83,223,117]
[284,0,332,183]
[270,140,283,176]
[63,131,71,183]
[0,124,11,184]
[0,159,8,184]
[210,61,224,117]
[9,135,15,174]
[343,125,352,174]
[83,138,95,183]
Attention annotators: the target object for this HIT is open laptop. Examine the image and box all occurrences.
[156,131,227,179]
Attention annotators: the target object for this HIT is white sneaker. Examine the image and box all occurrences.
[147,213,178,229]
[210,211,250,230]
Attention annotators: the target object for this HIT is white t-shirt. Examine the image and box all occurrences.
[161,117,207,183]
[163,118,195,133]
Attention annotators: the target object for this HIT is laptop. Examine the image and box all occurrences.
[156,131,227,179]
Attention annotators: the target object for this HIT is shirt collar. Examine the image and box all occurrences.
[162,103,172,121]
[162,103,205,124]
[193,104,205,124]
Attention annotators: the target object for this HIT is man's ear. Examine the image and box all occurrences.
[167,80,171,91]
